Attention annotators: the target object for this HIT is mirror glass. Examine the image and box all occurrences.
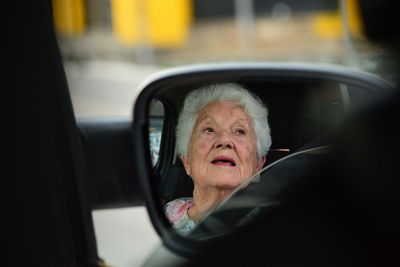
[144,75,382,239]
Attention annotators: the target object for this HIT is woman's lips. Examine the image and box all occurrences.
[211,156,236,166]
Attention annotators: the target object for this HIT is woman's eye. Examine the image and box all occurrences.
[235,129,246,135]
[204,127,214,133]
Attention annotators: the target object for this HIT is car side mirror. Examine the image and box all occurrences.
[131,62,394,256]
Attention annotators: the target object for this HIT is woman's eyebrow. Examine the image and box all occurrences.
[195,116,215,129]
[233,118,251,127]
[197,114,215,124]
[196,116,251,127]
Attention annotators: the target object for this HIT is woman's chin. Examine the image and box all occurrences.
[212,178,246,191]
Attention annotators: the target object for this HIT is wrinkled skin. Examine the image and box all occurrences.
[181,101,266,222]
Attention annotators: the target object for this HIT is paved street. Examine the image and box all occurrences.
[92,207,159,267]
[65,59,161,118]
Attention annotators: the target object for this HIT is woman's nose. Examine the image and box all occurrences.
[214,130,233,149]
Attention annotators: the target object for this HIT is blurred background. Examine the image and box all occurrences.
[53,0,390,118]
[51,1,391,266]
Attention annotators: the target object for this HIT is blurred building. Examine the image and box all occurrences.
[52,0,365,66]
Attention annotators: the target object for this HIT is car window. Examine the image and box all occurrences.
[149,99,165,166]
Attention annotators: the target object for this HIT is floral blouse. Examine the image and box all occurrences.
[164,197,197,235]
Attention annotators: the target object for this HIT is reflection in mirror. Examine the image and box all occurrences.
[146,77,368,238]
[187,145,332,240]
[148,99,164,166]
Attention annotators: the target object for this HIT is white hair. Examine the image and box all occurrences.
[176,83,271,159]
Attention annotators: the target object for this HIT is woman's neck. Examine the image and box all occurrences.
[188,185,233,223]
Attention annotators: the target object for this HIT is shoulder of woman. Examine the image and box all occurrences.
[164,197,193,223]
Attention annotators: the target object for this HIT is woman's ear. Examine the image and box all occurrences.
[256,156,266,171]
[180,155,192,176]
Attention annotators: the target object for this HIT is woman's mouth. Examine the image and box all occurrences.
[211,156,236,166]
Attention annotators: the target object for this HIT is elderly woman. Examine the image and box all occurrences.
[164,83,272,235]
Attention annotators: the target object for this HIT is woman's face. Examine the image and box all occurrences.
[181,101,266,190]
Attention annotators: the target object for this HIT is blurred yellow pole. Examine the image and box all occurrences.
[111,0,192,47]
[313,0,364,40]
[147,0,192,47]
[110,0,140,45]
[343,0,364,38]
[52,0,85,36]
